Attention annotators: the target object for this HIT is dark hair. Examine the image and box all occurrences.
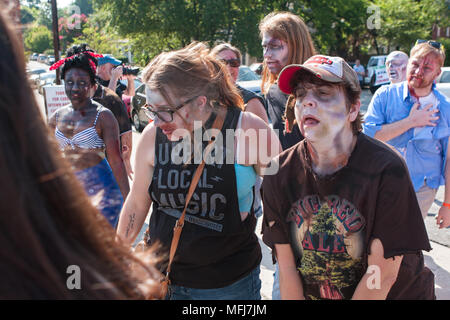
[286,70,363,134]
[61,43,98,84]
[0,10,161,299]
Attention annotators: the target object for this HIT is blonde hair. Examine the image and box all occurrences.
[410,42,445,67]
[259,12,316,94]
[143,42,244,111]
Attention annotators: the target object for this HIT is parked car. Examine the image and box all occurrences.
[364,55,389,94]
[47,55,55,65]
[236,65,262,95]
[436,66,450,99]
[37,72,56,94]
[30,53,38,61]
[37,54,47,64]
[27,68,47,88]
[130,82,152,131]
[249,62,263,75]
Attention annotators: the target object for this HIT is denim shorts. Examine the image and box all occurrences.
[168,265,261,300]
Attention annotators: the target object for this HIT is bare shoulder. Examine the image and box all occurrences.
[48,105,71,127]
[245,98,269,123]
[240,110,269,131]
[137,122,157,166]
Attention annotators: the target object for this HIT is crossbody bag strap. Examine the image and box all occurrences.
[165,108,226,280]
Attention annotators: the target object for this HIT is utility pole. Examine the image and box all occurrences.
[50,0,61,84]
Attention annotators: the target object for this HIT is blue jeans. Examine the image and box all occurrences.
[272,262,281,300]
[169,265,261,300]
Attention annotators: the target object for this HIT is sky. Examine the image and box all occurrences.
[57,0,75,8]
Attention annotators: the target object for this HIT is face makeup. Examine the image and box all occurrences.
[386,58,408,83]
[407,54,441,88]
[262,33,289,75]
[64,68,93,108]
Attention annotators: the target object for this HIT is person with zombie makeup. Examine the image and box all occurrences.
[258,11,316,300]
[68,44,134,179]
[116,42,281,300]
[262,55,435,300]
[48,45,130,227]
[385,51,409,84]
[364,41,450,228]
[259,12,315,151]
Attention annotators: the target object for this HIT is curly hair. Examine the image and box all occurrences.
[61,43,98,84]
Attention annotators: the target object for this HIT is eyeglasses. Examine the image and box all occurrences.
[220,58,241,68]
[415,39,445,51]
[143,96,198,123]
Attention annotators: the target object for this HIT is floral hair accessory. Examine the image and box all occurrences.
[49,51,104,73]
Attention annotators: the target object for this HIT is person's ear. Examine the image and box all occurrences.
[349,99,361,122]
[196,95,208,110]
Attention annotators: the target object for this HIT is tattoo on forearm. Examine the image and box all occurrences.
[125,213,136,238]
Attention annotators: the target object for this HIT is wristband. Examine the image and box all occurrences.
[442,203,450,208]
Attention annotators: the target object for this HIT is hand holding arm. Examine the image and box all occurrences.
[352,238,403,300]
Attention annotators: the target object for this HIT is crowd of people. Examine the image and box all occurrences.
[2,3,450,300]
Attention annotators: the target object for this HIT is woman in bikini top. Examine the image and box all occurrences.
[48,45,129,225]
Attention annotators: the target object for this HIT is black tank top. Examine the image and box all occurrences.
[266,83,304,150]
[237,84,267,112]
[148,106,262,289]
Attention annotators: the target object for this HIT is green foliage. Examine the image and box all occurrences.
[26,0,450,67]
[72,10,124,58]
[438,38,450,66]
[20,5,39,25]
[24,25,52,53]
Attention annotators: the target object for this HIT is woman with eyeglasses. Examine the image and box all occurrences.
[48,45,129,227]
[116,42,281,300]
[211,43,269,124]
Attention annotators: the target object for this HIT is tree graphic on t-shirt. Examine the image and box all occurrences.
[299,201,364,299]
[311,203,336,236]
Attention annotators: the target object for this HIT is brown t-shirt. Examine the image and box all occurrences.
[262,133,435,300]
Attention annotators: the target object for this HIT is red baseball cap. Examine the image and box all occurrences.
[278,55,360,94]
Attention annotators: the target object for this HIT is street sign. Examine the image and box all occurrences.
[43,85,69,118]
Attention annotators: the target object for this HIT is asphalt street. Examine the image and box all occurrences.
[29,61,449,300]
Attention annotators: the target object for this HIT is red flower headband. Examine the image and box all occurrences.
[49,51,104,73]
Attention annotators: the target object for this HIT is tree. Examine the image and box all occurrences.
[73,0,93,15]
[24,25,52,52]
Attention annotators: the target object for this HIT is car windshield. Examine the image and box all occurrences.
[28,69,46,75]
[40,73,55,80]
[237,66,260,81]
[368,59,378,67]
[440,71,450,83]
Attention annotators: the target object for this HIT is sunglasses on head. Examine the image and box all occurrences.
[415,39,444,51]
[220,58,241,68]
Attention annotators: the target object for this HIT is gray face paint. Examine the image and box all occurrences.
[386,52,409,83]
